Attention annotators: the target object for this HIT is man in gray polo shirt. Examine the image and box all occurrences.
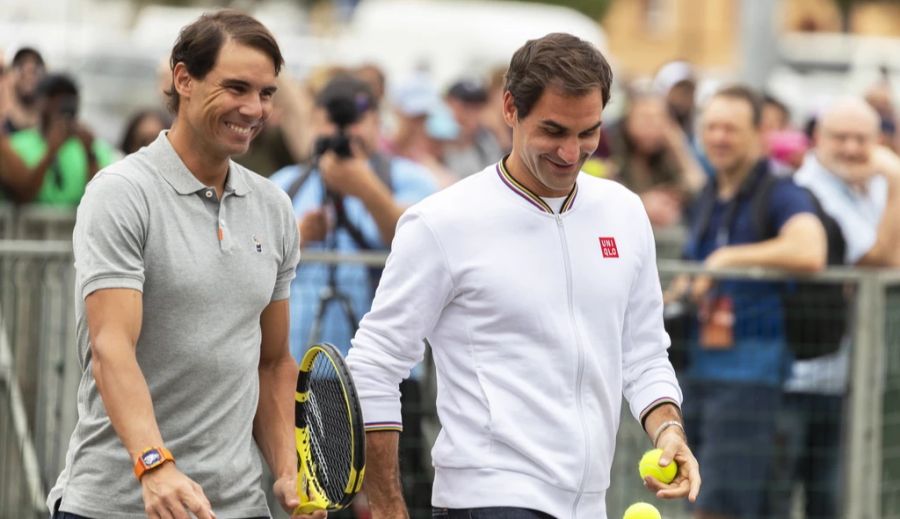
[47,11,320,519]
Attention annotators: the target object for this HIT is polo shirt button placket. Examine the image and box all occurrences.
[217,192,230,253]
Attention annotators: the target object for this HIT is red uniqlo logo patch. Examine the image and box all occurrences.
[599,237,619,258]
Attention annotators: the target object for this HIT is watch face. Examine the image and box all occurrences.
[142,450,162,466]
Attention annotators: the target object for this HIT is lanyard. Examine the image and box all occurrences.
[692,159,769,252]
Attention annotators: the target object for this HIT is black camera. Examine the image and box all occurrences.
[314,93,362,158]
[313,78,374,159]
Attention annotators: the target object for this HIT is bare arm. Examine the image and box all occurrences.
[319,151,405,245]
[663,119,706,195]
[254,299,299,490]
[0,123,68,203]
[364,430,409,519]
[275,75,315,164]
[857,167,900,267]
[704,213,827,272]
[86,288,213,519]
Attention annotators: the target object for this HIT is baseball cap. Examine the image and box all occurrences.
[653,61,696,94]
[391,73,439,117]
[447,78,488,105]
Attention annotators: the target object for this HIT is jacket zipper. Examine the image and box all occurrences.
[557,214,590,517]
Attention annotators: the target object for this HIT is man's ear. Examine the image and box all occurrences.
[172,62,192,101]
[502,91,518,128]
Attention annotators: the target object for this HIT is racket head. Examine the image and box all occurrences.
[295,343,366,512]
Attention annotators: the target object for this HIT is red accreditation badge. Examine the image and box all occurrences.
[699,294,735,349]
[599,237,619,258]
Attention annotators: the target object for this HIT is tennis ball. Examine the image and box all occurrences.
[623,502,661,519]
[639,448,677,484]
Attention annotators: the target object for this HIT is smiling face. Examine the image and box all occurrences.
[173,38,277,162]
[815,100,880,183]
[700,95,760,176]
[503,86,604,197]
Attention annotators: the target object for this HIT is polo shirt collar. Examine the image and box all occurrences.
[224,162,251,197]
[149,131,251,197]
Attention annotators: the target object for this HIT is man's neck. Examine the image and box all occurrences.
[717,157,759,200]
[167,122,228,197]
[504,152,544,195]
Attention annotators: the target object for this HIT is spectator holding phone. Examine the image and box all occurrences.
[3,47,45,134]
[4,73,116,205]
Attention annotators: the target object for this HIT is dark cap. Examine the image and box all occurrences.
[447,79,488,105]
[316,75,377,114]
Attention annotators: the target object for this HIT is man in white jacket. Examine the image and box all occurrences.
[346,32,701,519]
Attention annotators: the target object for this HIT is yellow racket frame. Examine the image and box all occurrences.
[294,343,366,514]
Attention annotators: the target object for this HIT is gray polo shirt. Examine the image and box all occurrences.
[48,132,301,518]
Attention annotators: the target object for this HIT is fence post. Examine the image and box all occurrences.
[846,271,886,518]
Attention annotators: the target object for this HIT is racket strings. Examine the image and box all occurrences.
[305,354,354,502]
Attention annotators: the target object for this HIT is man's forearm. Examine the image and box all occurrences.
[357,178,404,245]
[254,354,298,479]
[643,403,686,447]
[92,335,166,462]
[859,173,900,267]
[0,135,53,203]
[710,214,826,272]
[364,430,409,519]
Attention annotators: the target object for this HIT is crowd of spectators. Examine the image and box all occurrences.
[2,29,900,519]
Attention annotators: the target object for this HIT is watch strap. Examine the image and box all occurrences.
[133,446,175,480]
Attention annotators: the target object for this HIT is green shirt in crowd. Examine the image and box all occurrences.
[9,128,117,206]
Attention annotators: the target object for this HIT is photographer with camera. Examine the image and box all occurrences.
[3,73,115,205]
[270,75,436,516]
[271,74,436,359]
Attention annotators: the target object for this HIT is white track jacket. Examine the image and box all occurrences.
[346,162,682,518]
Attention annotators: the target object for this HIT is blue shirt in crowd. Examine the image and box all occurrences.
[682,161,817,386]
[270,156,437,361]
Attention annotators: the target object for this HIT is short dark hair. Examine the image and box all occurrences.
[504,33,612,119]
[120,109,173,154]
[711,85,764,127]
[12,47,44,68]
[36,74,78,99]
[165,10,284,114]
[763,94,791,119]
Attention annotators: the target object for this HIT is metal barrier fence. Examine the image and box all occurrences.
[0,204,78,242]
[0,240,75,519]
[2,239,899,519]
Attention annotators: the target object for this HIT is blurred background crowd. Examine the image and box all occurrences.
[2,1,900,519]
[2,0,900,224]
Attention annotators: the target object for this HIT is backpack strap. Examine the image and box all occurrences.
[748,168,780,241]
[285,153,393,206]
[285,163,314,202]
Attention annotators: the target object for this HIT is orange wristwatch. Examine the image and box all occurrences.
[133,446,175,480]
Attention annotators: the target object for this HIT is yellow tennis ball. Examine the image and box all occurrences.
[581,158,607,178]
[639,448,677,484]
[623,502,661,519]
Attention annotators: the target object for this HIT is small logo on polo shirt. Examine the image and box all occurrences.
[599,237,618,258]
[253,235,262,253]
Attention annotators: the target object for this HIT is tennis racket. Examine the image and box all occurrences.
[294,343,366,514]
